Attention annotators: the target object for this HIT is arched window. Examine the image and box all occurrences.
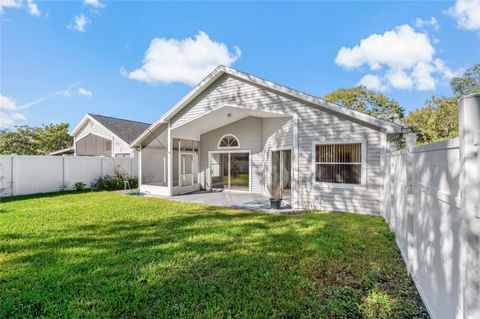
[218,134,240,148]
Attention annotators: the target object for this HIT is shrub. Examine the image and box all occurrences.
[73,182,87,191]
[95,170,138,191]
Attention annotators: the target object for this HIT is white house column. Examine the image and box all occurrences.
[138,147,142,186]
[167,120,173,196]
[459,93,480,319]
[292,114,299,209]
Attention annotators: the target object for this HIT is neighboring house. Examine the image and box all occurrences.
[71,113,150,158]
[49,146,74,156]
[131,66,405,214]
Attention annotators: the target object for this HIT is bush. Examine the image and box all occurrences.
[73,182,87,191]
[95,170,138,191]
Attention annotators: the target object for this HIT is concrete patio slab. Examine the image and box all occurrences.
[144,190,300,213]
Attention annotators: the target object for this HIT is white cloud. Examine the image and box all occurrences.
[0,94,27,128]
[68,14,90,32]
[27,0,39,16]
[447,0,480,31]
[0,111,27,128]
[358,74,387,92]
[386,70,414,89]
[127,31,241,85]
[84,0,105,8]
[0,0,21,14]
[335,24,455,91]
[78,87,93,97]
[0,94,17,110]
[0,0,40,16]
[415,17,439,29]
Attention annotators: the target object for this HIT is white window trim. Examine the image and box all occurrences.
[311,139,367,189]
[208,150,252,193]
[217,133,240,149]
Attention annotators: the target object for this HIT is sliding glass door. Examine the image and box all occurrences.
[271,150,291,199]
[210,152,249,191]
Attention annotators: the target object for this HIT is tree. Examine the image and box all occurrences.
[450,64,480,96]
[35,123,73,155]
[406,97,457,144]
[406,63,480,144]
[0,123,73,155]
[324,85,405,122]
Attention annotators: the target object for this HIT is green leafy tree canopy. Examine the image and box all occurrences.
[0,123,73,155]
[405,63,480,144]
[324,85,405,122]
[450,64,480,96]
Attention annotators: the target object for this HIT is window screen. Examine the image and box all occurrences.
[315,143,362,184]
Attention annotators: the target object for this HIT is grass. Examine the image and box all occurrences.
[223,173,249,186]
[0,192,427,318]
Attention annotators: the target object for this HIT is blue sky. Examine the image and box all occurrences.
[1,0,479,129]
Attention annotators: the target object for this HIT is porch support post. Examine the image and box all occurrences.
[138,146,142,187]
[167,120,173,196]
[292,113,299,209]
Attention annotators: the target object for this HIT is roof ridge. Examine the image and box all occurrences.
[88,113,150,125]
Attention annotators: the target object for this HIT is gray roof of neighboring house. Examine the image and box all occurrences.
[88,113,151,144]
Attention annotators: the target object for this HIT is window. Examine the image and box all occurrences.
[315,143,362,184]
[218,134,239,148]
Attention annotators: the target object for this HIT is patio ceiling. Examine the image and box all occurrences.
[171,105,289,140]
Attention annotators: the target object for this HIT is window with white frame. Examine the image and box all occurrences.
[218,134,239,148]
[315,143,362,184]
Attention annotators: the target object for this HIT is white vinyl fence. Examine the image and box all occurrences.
[384,94,480,319]
[0,155,137,197]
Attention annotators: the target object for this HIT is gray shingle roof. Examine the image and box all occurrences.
[88,114,150,144]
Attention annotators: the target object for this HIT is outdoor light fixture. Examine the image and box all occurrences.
[227,113,232,118]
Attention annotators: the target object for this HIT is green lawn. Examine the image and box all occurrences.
[223,173,249,186]
[0,192,427,318]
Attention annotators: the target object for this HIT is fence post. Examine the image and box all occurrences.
[62,155,65,190]
[10,154,15,196]
[458,93,480,319]
[405,133,416,272]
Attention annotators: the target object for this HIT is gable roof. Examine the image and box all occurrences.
[132,66,405,146]
[71,114,151,145]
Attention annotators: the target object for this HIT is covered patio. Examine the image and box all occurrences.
[136,104,293,200]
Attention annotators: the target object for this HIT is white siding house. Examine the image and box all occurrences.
[132,66,404,214]
[71,113,150,158]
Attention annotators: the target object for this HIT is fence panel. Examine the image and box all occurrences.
[0,155,137,197]
[64,156,103,189]
[384,138,466,319]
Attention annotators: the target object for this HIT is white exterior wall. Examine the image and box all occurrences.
[171,74,384,214]
[199,116,263,193]
[74,118,133,157]
[0,155,137,197]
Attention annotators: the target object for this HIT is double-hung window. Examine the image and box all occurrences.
[314,142,364,185]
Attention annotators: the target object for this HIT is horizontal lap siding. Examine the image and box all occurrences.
[75,119,132,156]
[298,106,383,214]
[199,117,263,193]
[172,74,384,214]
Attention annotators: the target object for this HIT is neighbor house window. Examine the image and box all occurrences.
[218,134,239,148]
[315,143,363,184]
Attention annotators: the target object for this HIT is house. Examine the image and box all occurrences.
[131,66,405,214]
[71,113,150,158]
[49,146,74,156]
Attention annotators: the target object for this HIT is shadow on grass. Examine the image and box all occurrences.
[0,197,427,318]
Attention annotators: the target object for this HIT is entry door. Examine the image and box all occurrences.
[181,153,194,187]
[210,153,250,191]
[271,150,291,198]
